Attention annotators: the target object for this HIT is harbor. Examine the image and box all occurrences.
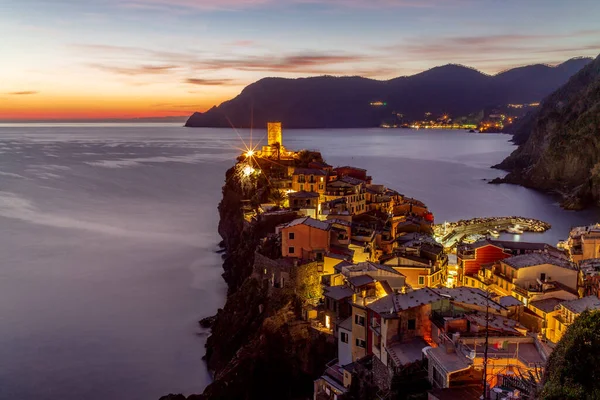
[434,216,551,248]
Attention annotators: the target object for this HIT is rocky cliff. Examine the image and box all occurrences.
[492,53,600,210]
[161,159,335,400]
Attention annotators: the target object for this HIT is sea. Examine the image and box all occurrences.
[0,123,599,400]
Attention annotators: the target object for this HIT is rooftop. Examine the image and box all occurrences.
[324,286,355,301]
[287,190,320,198]
[497,295,523,308]
[368,287,441,316]
[530,297,563,313]
[283,216,331,231]
[561,295,600,314]
[425,346,472,375]
[386,337,429,366]
[434,287,505,313]
[338,316,353,331]
[501,253,575,270]
[292,168,327,176]
[347,274,376,287]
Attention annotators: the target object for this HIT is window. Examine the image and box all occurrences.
[300,184,304,191]
[341,332,349,343]
[418,276,425,285]
[355,338,366,348]
[288,246,295,254]
[408,319,416,330]
[540,273,546,282]
[354,315,365,326]
[319,184,324,190]
[310,185,314,192]
[288,232,295,240]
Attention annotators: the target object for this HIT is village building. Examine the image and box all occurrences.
[545,295,600,343]
[457,239,565,286]
[383,244,448,289]
[579,258,600,297]
[292,168,328,195]
[566,224,600,263]
[322,176,367,216]
[462,253,579,306]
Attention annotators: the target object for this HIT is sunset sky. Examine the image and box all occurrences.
[2,0,599,120]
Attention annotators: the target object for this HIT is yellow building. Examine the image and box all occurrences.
[567,224,600,263]
[291,168,327,195]
[545,295,600,343]
[464,254,578,306]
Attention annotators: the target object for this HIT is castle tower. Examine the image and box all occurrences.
[267,122,282,147]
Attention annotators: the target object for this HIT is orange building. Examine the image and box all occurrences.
[280,217,332,261]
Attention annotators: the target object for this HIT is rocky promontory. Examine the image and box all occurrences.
[162,153,337,399]
[492,53,600,210]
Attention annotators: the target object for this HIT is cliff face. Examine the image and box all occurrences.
[185,58,591,129]
[494,53,600,210]
[170,162,335,400]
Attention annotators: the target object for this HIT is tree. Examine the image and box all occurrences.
[270,141,281,160]
[269,189,287,208]
[540,310,600,399]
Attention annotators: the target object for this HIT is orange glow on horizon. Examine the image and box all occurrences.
[0,93,225,120]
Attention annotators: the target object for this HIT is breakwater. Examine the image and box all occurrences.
[434,216,551,248]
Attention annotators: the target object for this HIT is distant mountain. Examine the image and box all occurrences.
[185,57,593,128]
[493,53,600,209]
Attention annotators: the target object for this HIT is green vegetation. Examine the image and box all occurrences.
[540,310,600,399]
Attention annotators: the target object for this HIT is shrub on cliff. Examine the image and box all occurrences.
[540,310,600,399]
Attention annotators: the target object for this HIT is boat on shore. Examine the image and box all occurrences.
[489,229,500,238]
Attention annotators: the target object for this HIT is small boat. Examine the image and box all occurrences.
[506,226,523,234]
[469,129,476,133]
[489,229,500,238]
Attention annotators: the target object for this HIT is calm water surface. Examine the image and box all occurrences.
[0,124,599,400]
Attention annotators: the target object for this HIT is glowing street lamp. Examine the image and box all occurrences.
[245,149,255,157]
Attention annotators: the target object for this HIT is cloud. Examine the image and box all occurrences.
[190,53,369,73]
[382,30,600,72]
[89,63,179,75]
[184,78,236,86]
[7,91,39,95]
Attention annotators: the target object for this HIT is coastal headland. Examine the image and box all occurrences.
[162,123,594,400]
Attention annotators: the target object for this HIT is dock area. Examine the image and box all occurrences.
[434,216,551,248]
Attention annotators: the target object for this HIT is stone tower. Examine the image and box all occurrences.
[267,122,282,147]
